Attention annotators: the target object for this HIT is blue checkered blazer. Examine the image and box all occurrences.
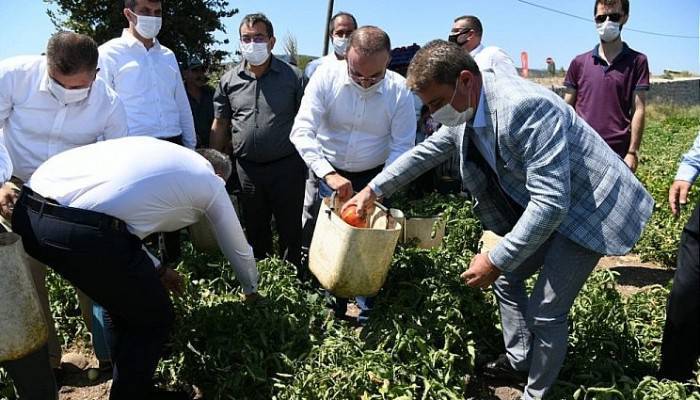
[371,69,654,272]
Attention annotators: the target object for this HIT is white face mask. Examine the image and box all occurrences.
[596,20,620,42]
[130,11,162,40]
[240,42,270,66]
[349,78,383,96]
[431,79,474,127]
[332,36,349,56]
[47,77,90,104]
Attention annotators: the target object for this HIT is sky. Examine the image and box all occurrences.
[0,0,698,75]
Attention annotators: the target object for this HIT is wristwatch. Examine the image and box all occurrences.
[627,150,639,158]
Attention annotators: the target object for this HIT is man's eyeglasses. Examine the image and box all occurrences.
[347,65,385,86]
[594,13,622,23]
[240,34,268,44]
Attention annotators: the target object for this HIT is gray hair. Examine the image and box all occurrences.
[406,40,480,92]
[196,149,233,181]
[348,26,391,56]
[46,32,99,75]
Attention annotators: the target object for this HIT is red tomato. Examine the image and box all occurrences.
[341,205,367,228]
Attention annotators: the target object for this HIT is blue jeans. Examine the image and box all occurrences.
[492,233,602,400]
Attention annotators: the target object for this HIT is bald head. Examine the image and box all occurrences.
[348,26,391,57]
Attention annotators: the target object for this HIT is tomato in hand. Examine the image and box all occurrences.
[341,204,367,228]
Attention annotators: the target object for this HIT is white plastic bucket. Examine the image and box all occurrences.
[0,232,48,362]
[403,216,446,249]
[309,197,403,298]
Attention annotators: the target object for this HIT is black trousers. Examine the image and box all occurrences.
[235,153,306,267]
[12,189,174,400]
[660,199,700,381]
[1,345,56,400]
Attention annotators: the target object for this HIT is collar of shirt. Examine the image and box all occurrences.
[120,29,162,52]
[235,55,282,79]
[472,86,487,128]
[591,42,630,67]
[342,61,386,95]
[470,43,485,58]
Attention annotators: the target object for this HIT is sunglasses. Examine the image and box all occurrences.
[594,13,622,23]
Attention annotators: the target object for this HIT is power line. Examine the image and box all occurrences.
[516,0,699,39]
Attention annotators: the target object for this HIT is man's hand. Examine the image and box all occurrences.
[624,153,638,173]
[324,172,353,202]
[341,186,377,219]
[160,268,185,296]
[460,252,502,288]
[0,183,18,220]
[669,180,693,217]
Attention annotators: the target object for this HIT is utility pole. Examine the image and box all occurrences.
[322,0,334,56]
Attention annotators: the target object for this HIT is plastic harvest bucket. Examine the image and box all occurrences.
[309,197,403,298]
[0,232,48,362]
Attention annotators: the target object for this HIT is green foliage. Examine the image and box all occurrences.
[633,105,700,267]
[43,0,238,65]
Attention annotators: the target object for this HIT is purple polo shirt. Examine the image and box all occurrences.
[564,43,650,158]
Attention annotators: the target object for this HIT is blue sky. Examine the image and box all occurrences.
[1,0,698,74]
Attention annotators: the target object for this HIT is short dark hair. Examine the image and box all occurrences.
[124,0,160,10]
[453,15,483,36]
[328,12,357,34]
[594,0,629,15]
[196,148,233,180]
[46,32,99,75]
[406,39,480,92]
[348,26,391,56]
[240,13,274,38]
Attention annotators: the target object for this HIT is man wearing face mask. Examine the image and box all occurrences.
[182,56,214,148]
[304,12,358,79]
[291,26,416,324]
[0,31,127,398]
[211,13,307,269]
[448,15,517,75]
[344,40,653,399]
[98,0,196,150]
[564,0,649,173]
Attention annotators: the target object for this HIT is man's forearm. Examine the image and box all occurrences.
[210,119,230,152]
[629,108,645,153]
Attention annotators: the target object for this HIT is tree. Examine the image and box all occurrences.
[283,32,298,66]
[43,0,238,66]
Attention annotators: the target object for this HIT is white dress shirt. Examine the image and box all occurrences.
[471,44,518,75]
[0,55,128,182]
[304,53,342,79]
[291,60,416,178]
[98,30,196,149]
[470,87,497,171]
[28,136,258,294]
[0,131,11,182]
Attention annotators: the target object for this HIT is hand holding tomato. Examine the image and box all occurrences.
[341,204,367,228]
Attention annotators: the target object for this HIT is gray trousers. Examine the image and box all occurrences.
[491,233,602,400]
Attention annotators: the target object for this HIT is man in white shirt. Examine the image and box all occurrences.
[290,26,416,323]
[304,12,357,79]
[448,15,518,75]
[98,0,196,149]
[12,136,258,400]
[99,0,198,271]
[0,31,128,378]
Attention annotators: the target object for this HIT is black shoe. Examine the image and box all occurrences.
[149,388,190,400]
[482,354,528,383]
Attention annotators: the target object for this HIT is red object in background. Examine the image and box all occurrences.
[341,205,367,228]
[520,51,529,78]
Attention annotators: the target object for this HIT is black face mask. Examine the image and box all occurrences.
[448,28,472,46]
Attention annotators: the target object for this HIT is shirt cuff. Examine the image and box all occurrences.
[487,241,517,273]
[675,164,699,184]
[312,159,335,179]
[368,181,384,198]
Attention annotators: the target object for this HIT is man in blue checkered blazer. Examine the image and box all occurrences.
[345,40,653,400]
